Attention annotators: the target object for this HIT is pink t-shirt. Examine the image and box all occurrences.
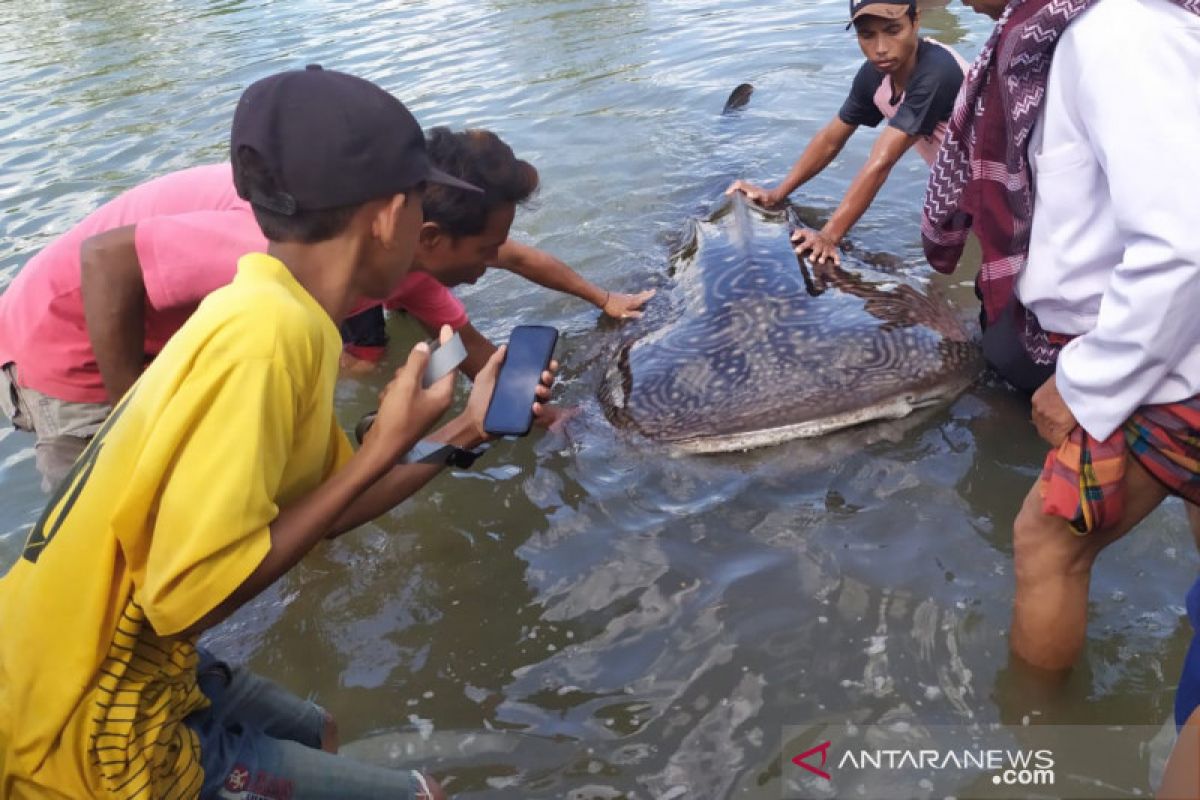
[0,164,467,403]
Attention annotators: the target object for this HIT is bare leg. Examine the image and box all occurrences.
[1161,705,1200,800]
[1010,457,1169,672]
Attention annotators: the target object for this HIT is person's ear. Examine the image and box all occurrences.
[417,221,446,251]
[372,192,411,250]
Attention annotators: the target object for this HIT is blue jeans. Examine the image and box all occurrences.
[186,648,424,799]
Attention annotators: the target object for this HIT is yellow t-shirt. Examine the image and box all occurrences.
[0,253,353,799]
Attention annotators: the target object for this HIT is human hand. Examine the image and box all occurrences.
[413,771,446,800]
[1031,374,1077,446]
[725,180,785,209]
[533,400,578,432]
[530,358,559,429]
[319,711,339,754]
[602,289,657,320]
[792,228,841,267]
[460,348,558,442]
[339,350,378,376]
[363,326,457,464]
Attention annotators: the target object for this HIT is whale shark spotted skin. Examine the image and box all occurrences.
[600,195,980,453]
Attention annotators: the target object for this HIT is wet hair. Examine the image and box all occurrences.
[232,145,361,243]
[422,128,540,239]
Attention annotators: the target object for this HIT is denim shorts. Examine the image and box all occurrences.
[186,648,425,800]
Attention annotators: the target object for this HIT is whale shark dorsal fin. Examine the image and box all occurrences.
[722,83,754,114]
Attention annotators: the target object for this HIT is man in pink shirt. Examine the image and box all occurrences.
[338,127,654,376]
[0,129,651,490]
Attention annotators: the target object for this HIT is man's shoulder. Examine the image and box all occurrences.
[389,270,455,303]
[1068,0,1192,45]
[1062,0,1125,44]
[913,40,965,85]
[1064,0,1197,73]
[850,58,885,91]
[193,262,337,369]
[127,163,240,205]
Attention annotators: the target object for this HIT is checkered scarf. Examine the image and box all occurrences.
[920,0,1200,352]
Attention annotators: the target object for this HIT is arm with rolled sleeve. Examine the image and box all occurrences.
[384,271,469,331]
[1053,23,1200,440]
[81,209,266,402]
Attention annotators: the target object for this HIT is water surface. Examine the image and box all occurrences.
[0,2,1193,797]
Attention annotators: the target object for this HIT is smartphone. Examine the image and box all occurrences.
[483,325,559,437]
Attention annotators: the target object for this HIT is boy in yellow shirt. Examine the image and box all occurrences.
[0,66,551,799]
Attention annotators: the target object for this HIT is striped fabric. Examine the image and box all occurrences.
[89,601,207,800]
[922,0,1099,324]
[1040,398,1200,534]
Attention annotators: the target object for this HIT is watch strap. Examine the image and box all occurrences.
[400,439,486,469]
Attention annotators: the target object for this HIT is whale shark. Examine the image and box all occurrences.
[599,194,979,453]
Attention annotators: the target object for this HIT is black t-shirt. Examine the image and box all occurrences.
[838,39,964,138]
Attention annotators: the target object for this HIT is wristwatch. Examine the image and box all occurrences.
[400,439,486,470]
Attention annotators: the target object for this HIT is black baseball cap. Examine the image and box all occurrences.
[847,0,916,28]
[231,65,480,215]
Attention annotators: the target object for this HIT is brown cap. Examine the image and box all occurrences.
[847,0,916,28]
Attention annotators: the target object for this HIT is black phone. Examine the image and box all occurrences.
[483,325,559,437]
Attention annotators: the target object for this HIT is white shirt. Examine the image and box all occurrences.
[1018,0,1200,440]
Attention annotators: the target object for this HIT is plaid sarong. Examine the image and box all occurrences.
[1040,398,1200,534]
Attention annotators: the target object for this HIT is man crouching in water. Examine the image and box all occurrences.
[340,126,655,384]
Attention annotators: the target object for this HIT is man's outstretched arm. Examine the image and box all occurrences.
[791,125,917,266]
[497,240,655,320]
[327,346,555,535]
[176,340,455,639]
[726,117,857,209]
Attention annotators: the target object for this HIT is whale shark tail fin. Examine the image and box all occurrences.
[722,83,754,114]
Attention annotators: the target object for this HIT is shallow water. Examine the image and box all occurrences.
[0,1,1194,797]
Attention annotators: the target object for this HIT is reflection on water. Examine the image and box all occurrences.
[0,1,1193,797]
[918,0,972,46]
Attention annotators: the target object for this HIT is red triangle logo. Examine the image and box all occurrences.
[792,740,832,781]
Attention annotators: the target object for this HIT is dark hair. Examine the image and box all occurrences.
[233,145,361,243]
[422,128,539,239]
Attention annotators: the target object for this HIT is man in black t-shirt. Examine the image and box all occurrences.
[728,0,965,266]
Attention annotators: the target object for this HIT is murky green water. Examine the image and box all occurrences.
[0,2,1194,797]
